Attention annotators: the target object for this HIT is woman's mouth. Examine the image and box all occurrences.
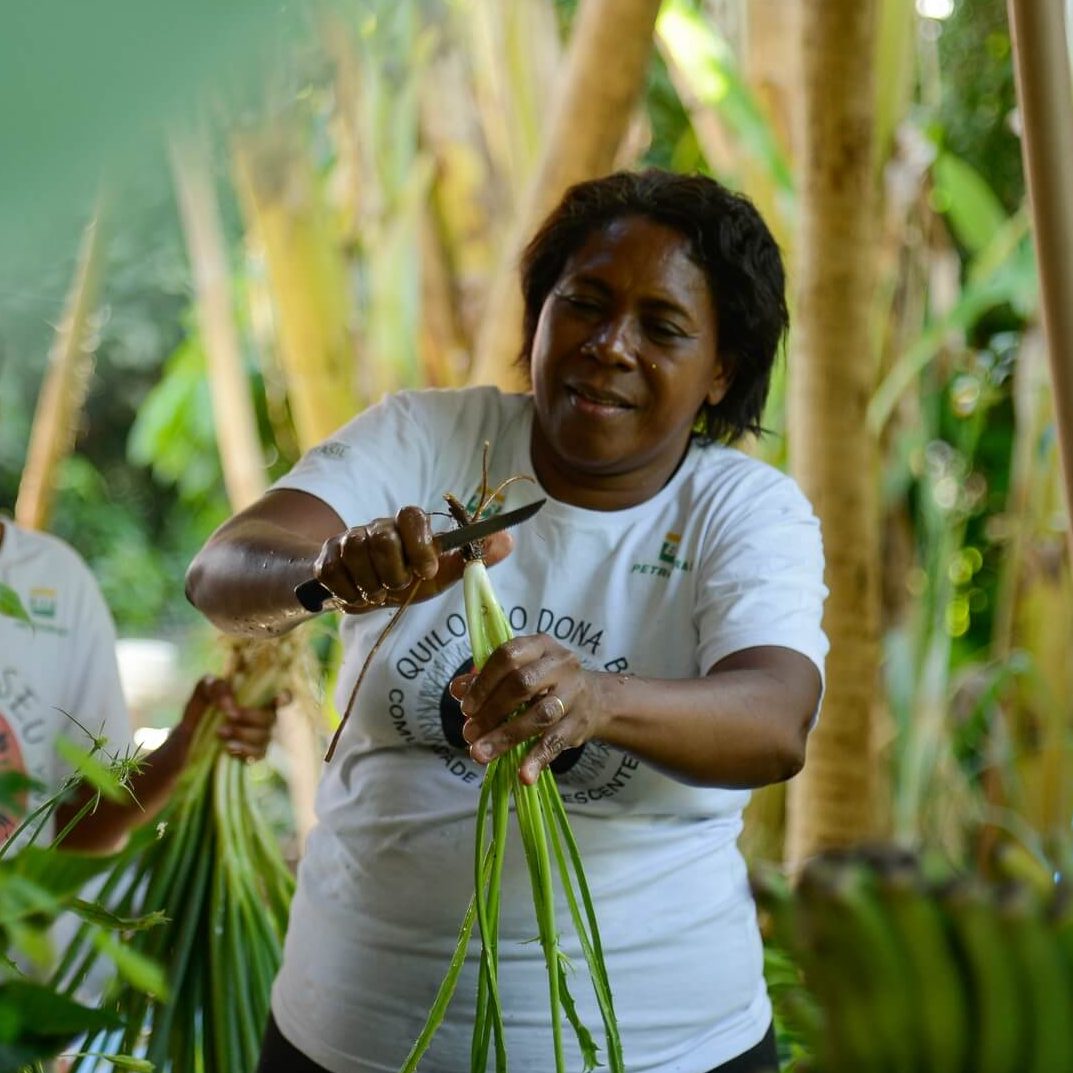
[566,384,635,417]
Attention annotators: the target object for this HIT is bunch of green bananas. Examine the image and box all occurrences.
[751,846,1073,1073]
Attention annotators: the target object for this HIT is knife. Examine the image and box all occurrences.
[294,497,546,613]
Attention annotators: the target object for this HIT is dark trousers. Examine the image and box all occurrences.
[255,1013,780,1073]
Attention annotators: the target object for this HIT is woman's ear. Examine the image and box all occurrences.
[705,360,733,406]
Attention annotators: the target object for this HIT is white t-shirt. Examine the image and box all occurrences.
[270,388,828,1073]
[0,520,133,846]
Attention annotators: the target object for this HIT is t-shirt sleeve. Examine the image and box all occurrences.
[694,470,828,683]
[268,391,439,527]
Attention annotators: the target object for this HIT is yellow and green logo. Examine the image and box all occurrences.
[631,531,692,579]
[29,587,57,619]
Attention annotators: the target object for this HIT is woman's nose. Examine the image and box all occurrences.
[586,317,638,366]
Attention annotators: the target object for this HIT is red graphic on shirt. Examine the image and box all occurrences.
[0,710,28,844]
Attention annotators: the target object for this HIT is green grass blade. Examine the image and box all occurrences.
[539,775,623,1072]
[512,775,565,1073]
[398,891,478,1073]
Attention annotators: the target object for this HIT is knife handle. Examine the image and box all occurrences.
[295,578,333,613]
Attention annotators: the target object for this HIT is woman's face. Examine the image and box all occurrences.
[529,215,729,510]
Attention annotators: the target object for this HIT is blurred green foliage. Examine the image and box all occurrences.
[935,0,1023,214]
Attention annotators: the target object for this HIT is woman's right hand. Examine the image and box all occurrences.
[313,505,513,612]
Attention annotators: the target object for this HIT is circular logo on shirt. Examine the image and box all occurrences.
[437,656,585,775]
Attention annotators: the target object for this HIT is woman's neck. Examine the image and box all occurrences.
[529,434,691,512]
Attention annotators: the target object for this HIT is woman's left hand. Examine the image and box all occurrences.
[449,634,608,785]
[178,675,289,763]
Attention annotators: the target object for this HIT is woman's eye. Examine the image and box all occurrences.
[561,294,602,314]
[645,320,684,341]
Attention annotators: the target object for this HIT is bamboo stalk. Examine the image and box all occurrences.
[15,211,106,531]
[1006,0,1073,559]
[468,0,665,390]
[997,0,1073,848]
[784,0,882,866]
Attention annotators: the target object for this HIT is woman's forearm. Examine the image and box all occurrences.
[55,724,194,854]
[55,677,279,855]
[594,652,820,788]
[185,518,322,637]
[185,489,348,637]
[461,640,822,789]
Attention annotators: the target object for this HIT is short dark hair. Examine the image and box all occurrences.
[518,168,789,444]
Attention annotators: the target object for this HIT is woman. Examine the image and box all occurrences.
[186,168,828,1073]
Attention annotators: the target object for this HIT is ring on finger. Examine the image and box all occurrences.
[547,694,566,721]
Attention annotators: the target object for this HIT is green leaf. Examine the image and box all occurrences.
[0,582,30,625]
[932,151,1009,257]
[6,919,55,971]
[92,931,168,999]
[0,1001,17,1043]
[557,957,599,1071]
[966,204,1029,282]
[0,771,42,812]
[54,738,129,803]
[70,898,167,933]
[127,337,224,502]
[0,978,122,1044]
[0,874,59,927]
[70,1054,155,1072]
[6,845,120,901]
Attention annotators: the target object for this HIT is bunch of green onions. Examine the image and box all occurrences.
[55,635,297,1073]
[400,492,624,1073]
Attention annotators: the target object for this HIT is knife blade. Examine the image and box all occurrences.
[294,497,546,613]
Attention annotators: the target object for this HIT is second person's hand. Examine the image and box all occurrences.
[178,674,289,763]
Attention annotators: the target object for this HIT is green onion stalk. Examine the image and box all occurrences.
[401,491,624,1073]
[55,634,299,1073]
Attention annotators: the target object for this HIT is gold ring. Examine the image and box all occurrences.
[548,694,566,721]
